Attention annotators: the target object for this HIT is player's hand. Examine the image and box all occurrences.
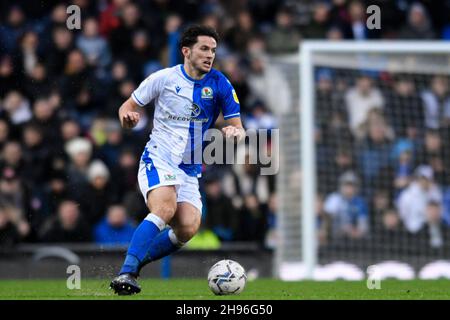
[121,111,140,129]
[222,126,245,142]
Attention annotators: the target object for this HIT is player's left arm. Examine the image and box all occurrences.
[220,75,245,142]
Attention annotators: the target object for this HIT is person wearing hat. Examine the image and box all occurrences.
[323,170,369,239]
[397,165,443,235]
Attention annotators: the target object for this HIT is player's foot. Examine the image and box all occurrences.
[110,274,141,295]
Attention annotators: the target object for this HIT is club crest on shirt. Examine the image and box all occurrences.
[201,87,213,99]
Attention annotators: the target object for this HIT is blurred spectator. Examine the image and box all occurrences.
[59,49,98,123]
[1,141,25,178]
[266,7,301,54]
[356,110,393,195]
[65,137,93,198]
[46,27,75,77]
[399,2,436,39]
[345,74,384,136]
[42,170,68,224]
[110,148,139,201]
[123,30,158,81]
[326,25,345,40]
[371,189,391,228]
[243,100,276,131]
[397,165,443,234]
[39,199,91,242]
[219,55,251,114]
[238,194,267,244]
[29,97,61,144]
[23,62,52,100]
[372,208,407,249]
[13,30,41,77]
[78,159,116,225]
[231,148,271,204]
[304,2,330,39]
[347,0,368,40]
[0,55,21,98]
[247,53,291,116]
[2,90,32,126]
[203,173,240,241]
[0,6,28,54]
[264,193,278,249]
[316,193,331,246]
[21,123,52,186]
[0,119,10,150]
[319,147,355,195]
[99,0,129,37]
[416,129,449,186]
[225,10,258,53]
[60,118,82,143]
[324,171,369,239]
[98,119,124,167]
[0,205,20,247]
[316,68,347,134]
[94,204,135,245]
[391,140,414,197]
[109,2,147,57]
[422,201,444,248]
[385,75,424,137]
[0,167,30,240]
[76,17,112,74]
[420,75,450,130]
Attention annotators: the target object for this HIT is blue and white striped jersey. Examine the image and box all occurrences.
[131,64,241,177]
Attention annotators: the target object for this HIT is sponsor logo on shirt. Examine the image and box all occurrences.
[166,103,208,122]
[188,103,201,117]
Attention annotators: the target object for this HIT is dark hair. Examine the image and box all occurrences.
[179,24,219,49]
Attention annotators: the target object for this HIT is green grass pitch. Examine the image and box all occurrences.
[0,279,449,299]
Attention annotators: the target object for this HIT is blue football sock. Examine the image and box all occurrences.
[119,213,165,276]
[138,228,184,272]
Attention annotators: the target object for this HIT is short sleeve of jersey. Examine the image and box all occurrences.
[131,68,169,107]
[218,74,240,120]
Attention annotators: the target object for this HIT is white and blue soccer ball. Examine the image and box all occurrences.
[207,259,247,295]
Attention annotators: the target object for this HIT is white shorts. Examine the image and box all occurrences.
[137,147,203,213]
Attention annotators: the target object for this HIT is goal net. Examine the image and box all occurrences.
[274,41,450,280]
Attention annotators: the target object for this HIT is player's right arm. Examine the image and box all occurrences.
[118,98,140,129]
[118,68,170,129]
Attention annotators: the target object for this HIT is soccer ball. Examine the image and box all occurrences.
[207,259,247,295]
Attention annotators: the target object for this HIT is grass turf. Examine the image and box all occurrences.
[0,279,449,300]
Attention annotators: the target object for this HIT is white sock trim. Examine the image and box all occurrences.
[144,213,166,231]
[168,229,185,247]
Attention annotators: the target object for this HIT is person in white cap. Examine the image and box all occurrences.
[397,165,443,235]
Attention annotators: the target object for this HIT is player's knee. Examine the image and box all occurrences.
[153,205,177,222]
[175,219,201,243]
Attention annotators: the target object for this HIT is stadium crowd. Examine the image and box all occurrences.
[1,0,450,250]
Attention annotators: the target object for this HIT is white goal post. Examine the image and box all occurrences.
[276,41,450,280]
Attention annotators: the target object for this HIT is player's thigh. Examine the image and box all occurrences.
[170,202,202,235]
[147,186,178,220]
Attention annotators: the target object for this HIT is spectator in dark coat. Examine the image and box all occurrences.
[203,174,240,241]
[39,199,91,242]
[78,160,117,225]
